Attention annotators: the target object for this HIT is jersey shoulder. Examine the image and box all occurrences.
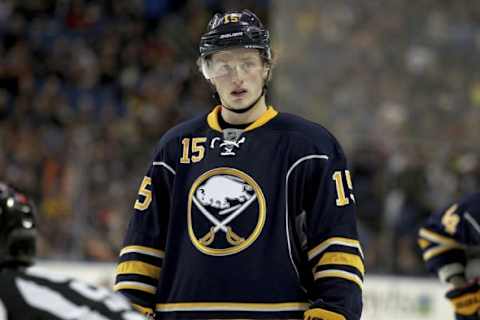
[271,112,344,155]
[151,112,209,161]
[423,192,480,237]
[457,192,480,218]
[459,192,480,207]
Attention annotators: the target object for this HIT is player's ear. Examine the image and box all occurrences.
[262,64,271,81]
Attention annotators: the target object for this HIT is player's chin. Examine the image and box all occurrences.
[226,96,254,110]
[227,103,251,112]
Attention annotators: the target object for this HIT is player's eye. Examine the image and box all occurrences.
[241,60,259,71]
[222,64,234,73]
[213,63,229,73]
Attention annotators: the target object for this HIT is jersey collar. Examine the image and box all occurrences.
[207,105,279,132]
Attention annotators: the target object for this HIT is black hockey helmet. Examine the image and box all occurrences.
[199,9,271,61]
[0,183,36,268]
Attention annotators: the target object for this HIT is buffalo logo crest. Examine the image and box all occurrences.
[188,168,266,256]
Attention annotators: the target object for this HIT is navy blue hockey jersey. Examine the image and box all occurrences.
[418,192,480,283]
[114,106,364,320]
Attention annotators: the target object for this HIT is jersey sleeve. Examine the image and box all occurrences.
[298,142,364,320]
[418,201,470,283]
[114,147,175,315]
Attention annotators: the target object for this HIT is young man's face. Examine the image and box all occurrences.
[208,48,268,110]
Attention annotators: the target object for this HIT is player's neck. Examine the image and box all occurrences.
[221,96,268,125]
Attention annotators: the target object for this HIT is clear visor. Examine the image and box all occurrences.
[201,58,264,80]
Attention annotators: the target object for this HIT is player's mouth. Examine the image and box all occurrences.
[231,88,248,98]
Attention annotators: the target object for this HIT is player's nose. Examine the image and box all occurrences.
[230,65,245,81]
[231,71,244,85]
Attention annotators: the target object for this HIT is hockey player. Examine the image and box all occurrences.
[114,9,364,320]
[0,182,146,320]
[418,192,480,320]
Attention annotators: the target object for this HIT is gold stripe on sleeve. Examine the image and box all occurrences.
[314,269,363,290]
[119,245,165,258]
[113,282,157,294]
[131,304,154,315]
[316,252,365,275]
[417,238,431,249]
[419,228,463,247]
[115,261,161,279]
[308,237,362,260]
[423,244,463,261]
[304,307,346,320]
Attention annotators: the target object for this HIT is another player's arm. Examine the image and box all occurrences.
[302,144,363,320]
[114,155,174,316]
[418,199,480,319]
[417,203,467,286]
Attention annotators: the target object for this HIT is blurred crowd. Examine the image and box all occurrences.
[0,0,268,260]
[1,0,480,276]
